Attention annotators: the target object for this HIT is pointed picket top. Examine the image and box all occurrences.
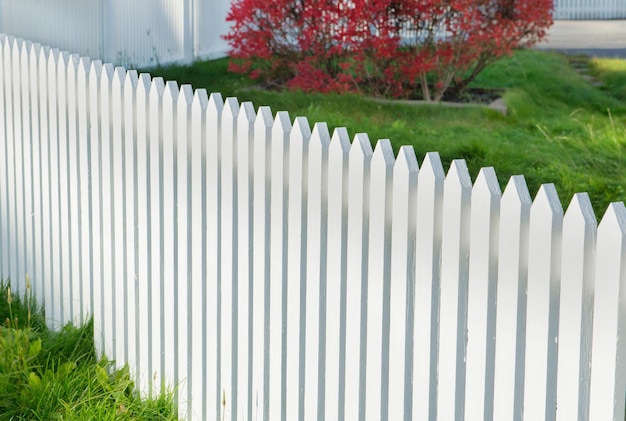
[207,92,224,115]
[555,192,596,421]
[255,105,274,132]
[310,122,331,154]
[445,159,472,190]
[192,88,209,112]
[58,50,70,75]
[177,84,193,108]
[20,40,32,70]
[419,151,446,182]
[394,145,419,179]
[589,201,626,420]
[350,133,374,162]
[372,138,395,170]
[502,175,532,208]
[473,167,501,199]
[272,110,292,139]
[223,96,240,127]
[291,116,312,146]
[149,76,165,98]
[330,127,351,157]
[29,42,43,69]
[137,73,151,97]
[163,80,179,105]
[531,183,563,218]
[238,101,256,126]
[100,62,115,86]
[47,47,60,74]
[124,70,138,94]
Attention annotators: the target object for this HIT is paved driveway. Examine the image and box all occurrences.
[535,20,626,58]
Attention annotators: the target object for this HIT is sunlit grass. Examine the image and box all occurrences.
[146,49,626,216]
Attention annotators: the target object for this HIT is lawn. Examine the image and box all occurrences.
[0,281,178,420]
[147,49,626,217]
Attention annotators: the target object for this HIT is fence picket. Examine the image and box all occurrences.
[286,116,311,421]
[493,176,532,421]
[438,159,472,421]
[3,37,626,421]
[345,133,373,421]
[325,127,350,421]
[465,167,500,421]
[206,92,223,420]
[269,110,291,421]
[236,100,255,421]
[251,105,273,421]
[365,139,394,421]
[305,122,331,421]
[388,146,418,421]
[135,72,151,395]
[524,184,563,421]
[176,83,194,420]
[412,152,445,421]
[589,203,626,420]
[555,193,596,421]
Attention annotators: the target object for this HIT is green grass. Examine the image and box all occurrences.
[147,49,626,216]
[0,280,178,420]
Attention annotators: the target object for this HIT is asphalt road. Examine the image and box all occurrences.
[535,20,626,58]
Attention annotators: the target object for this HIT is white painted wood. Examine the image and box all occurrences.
[286,116,310,421]
[251,105,273,421]
[325,127,350,421]
[437,159,472,421]
[189,88,208,421]
[524,184,563,421]
[555,193,596,421]
[161,80,178,394]
[388,146,418,421]
[111,66,127,365]
[412,152,445,421]
[4,36,17,287]
[135,72,151,396]
[221,96,239,421]
[305,122,331,421]
[493,176,532,421]
[176,83,193,419]
[236,100,255,421]
[465,167,500,421]
[148,76,165,394]
[589,203,626,420]
[0,35,8,279]
[269,110,291,421]
[11,38,25,289]
[20,41,34,298]
[345,133,373,421]
[365,139,394,421]
[206,92,223,420]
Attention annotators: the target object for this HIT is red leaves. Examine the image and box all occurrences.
[223,0,553,100]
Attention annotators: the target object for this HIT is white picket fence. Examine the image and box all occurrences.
[2,34,626,421]
[554,0,626,19]
[0,0,231,68]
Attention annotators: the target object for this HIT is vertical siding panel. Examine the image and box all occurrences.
[492,176,531,421]
[325,127,350,421]
[589,203,626,420]
[0,36,9,280]
[555,194,596,421]
[20,42,34,295]
[268,111,291,421]
[305,123,331,421]
[524,184,563,421]
[388,146,418,421]
[412,152,445,421]
[464,167,500,421]
[236,101,255,421]
[344,133,372,421]
[251,106,273,421]
[286,117,310,421]
[4,37,17,284]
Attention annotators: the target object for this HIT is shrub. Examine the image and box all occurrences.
[224,0,553,100]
